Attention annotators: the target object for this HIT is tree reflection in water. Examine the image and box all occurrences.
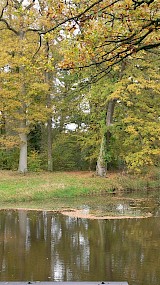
[0,209,160,285]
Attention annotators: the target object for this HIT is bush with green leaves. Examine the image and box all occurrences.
[0,149,19,170]
[52,132,89,171]
[28,150,43,172]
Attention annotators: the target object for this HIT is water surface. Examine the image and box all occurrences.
[0,205,160,285]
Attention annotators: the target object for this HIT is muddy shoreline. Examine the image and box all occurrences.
[0,206,153,219]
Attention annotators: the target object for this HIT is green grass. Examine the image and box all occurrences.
[0,171,111,202]
[0,169,159,210]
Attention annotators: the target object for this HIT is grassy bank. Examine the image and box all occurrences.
[0,169,159,208]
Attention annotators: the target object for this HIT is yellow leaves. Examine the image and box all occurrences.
[0,135,20,149]
[112,52,160,172]
[125,125,138,136]
[126,101,133,107]
[124,0,133,6]
[121,116,160,171]
[59,37,96,69]
[127,83,140,94]
[125,150,154,172]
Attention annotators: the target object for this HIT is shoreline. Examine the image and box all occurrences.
[0,207,153,220]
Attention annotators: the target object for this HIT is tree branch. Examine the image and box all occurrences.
[40,0,120,35]
[0,18,18,34]
[0,0,8,19]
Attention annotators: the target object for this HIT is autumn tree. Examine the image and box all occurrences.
[58,0,159,74]
[67,51,160,173]
[110,51,160,171]
[0,0,50,172]
[56,0,160,174]
[0,0,159,173]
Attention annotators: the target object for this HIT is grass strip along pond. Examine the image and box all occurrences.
[0,170,159,211]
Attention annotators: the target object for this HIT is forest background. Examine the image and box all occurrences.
[0,0,160,177]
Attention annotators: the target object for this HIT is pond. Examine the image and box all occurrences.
[0,195,160,285]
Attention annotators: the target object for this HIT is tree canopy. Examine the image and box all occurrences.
[1,1,159,64]
[0,0,159,173]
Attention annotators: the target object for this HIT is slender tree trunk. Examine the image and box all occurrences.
[0,111,6,135]
[47,112,53,171]
[45,69,53,172]
[106,99,116,145]
[18,30,28,173]
[44,39,53,172]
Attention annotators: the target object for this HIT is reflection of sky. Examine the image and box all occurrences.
[50,215,90,280]
[25,217,31,251]
[52,259,64,281]
[1,209,160,284]
[51,216,62,241]
[116,202,142,216]
[52,260,73,281]
[116,203,125,213]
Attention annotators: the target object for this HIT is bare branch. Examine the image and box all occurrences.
[0,0,8,19]
[32,33,42,59]
[132,0,154,9]
[0,18,18,34]
[24,0,35,12]
[137,41,160,51]
[40,0,119,35]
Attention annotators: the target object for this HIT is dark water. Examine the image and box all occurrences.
[0,206,160,285]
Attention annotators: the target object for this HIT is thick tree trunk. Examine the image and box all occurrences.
[96,61,126,177]
[18,131,27,173]
[96,136,107,177]
[96,100,116,177]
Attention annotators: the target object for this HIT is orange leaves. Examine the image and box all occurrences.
[0,135,20,149]
[45,2,65,21]
[59,0,159,72]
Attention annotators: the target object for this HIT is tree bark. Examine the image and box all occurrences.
[47,113,53,171]
[96,135,107,177]
[18,131,27,173]
[45,69,53,172]
[96,61,127,176]
[106,99,116,145]
[18,30,28,173]
[44,38,53,172]
[0,111,6,135]
[96,99,116,177]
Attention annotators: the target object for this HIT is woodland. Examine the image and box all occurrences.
[0,0,160,176]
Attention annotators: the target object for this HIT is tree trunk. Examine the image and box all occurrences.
[0,111,6,135]
[96,135,107,177]
[47,114,53,171]
[45,39,53,172]
[96,100,116,177]
[18,30,28,173]
[96,61,126,177]
[45,69,53,172]
[106,99,116,145]
[18,131,27,173]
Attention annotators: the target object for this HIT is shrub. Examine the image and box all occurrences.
[52,132,89,171]
[0,149,19,170]
[28,150,43,172]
